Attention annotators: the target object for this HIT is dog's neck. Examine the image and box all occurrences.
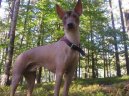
[64,29,80,45]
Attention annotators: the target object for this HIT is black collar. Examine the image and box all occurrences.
[60,37,85,56]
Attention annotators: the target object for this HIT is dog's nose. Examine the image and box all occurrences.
[67,23,74,29]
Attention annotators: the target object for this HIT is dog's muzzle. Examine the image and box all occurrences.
[67,23,74,29]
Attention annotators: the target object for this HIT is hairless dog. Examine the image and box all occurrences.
[10,0,84,96]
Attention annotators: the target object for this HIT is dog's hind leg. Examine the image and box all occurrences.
[10,73,22,96]
[24,71,36,96]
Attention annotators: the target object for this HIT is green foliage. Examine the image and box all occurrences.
[1,76,129,96]
[75,76,129,85]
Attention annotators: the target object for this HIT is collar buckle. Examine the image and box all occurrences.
[70,43,76,49]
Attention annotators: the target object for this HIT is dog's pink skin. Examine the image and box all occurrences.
[10,0,82,96]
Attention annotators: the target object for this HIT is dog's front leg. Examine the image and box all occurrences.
[54,72,63,96]
[63,67,76,96]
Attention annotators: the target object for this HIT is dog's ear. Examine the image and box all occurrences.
[74,0,82,16]
[56,4,65,19]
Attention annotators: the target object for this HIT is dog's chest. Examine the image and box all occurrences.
[65,48,79,68]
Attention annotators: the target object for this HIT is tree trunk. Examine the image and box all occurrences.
[91,32,96,78]
[78,53,81,78]
[95,54,98,78]
[91,51,96,78]
[0,0,2,7]
[85,46,90,78]
[103,53,106,78]
[125,10,129,35]
[4,0,20,85]
[36,34,42,84]
[105,53,108,77]
[118,0,129,75]
[37,67,42,83]
[102,36,106,78]
[109,0,121,76]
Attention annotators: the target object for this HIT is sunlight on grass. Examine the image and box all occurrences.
[69,84,104,96]
[0,86,10,96]
[1,76,129,96]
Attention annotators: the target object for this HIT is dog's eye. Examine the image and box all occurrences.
[63,15,67,20]
[72,14,77,18]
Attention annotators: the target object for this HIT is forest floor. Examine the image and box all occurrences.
[1,76,129,96]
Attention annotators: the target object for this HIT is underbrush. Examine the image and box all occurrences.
[0,76,129,96]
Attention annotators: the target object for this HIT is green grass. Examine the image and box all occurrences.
[1,76,129,96]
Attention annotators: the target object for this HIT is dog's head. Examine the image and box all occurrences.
[56,0,82,32]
